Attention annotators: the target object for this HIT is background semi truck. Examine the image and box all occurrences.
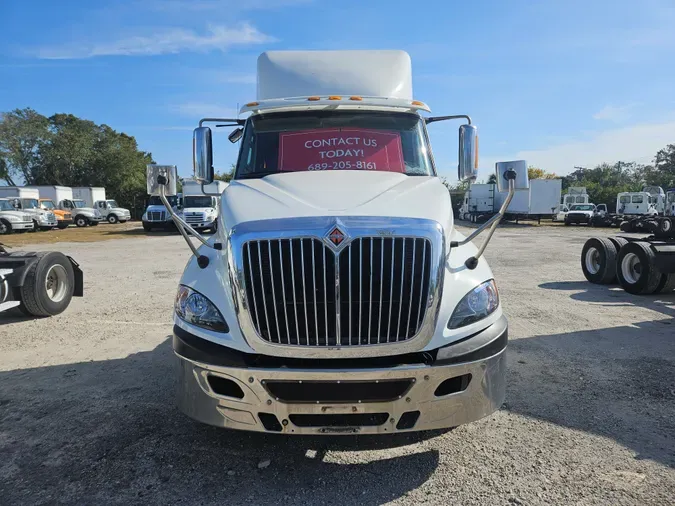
[143,193,183,231]
[72,187,131,224]
[0,187,58,231]
[180,179,227,232]
[150,49,531,435]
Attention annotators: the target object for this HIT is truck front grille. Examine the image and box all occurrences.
[185,213,204,224]
[149,211,166,221]
[242,237,432,347]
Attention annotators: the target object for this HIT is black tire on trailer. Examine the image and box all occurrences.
[18,252,75,317]
[581,237,618,284]
[615,241,662,295]
[607,237,628,254]
[655,273,675,294]
[0,219,11,235]
[659,217,673,235]
[619,221,633,233]
[75,215,88,227]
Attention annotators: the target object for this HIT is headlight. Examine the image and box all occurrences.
[447,279,499,329]
[94,210,101,217]
[175,285,228,333]
[7,215,20,222]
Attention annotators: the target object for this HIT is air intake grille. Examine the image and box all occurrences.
[148,211,166,221]
[242,237,431,347]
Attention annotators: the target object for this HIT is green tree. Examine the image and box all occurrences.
[214,163,236,182]
[527,166,558,180]
[651,144,675,189]
[0,108,51,185]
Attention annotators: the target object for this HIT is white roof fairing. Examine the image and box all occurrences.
[256,50,414,101]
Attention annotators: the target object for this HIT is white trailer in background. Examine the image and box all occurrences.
[460,179,561,223]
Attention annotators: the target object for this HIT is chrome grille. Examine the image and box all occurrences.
[185,212,204,224]
[148,211,166,221]
[242,237,432,346]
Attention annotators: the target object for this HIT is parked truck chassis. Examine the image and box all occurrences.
[581,217,675,295]
[0,244,83,315]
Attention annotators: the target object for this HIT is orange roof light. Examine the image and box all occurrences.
[307,96,321,101]
[328,95,342,100]
[349,96,363,101]
[245,101,259,107]
[411,100,424,106]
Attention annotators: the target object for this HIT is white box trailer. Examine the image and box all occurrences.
[29,185,73,208]
[72,187,106,207]
[494,178,562,222]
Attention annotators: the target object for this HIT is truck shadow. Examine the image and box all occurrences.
[504,282,675,467]
[0,339,440,505]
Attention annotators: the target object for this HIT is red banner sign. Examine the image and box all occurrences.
[278,128,405,173]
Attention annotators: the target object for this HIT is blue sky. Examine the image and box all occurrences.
[1,0,674,182]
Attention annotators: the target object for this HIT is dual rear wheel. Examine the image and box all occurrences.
[581,237,674,294]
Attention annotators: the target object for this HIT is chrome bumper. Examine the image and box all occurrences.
[174,319,507,435]
[11,221,34,230]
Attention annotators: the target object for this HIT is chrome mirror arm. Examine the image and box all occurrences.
[158,182,214,269]
[450,170,517,270]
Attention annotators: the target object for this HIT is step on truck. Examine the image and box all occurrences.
[0,187,58,231]
[72,187,131,224]
[151,50,530,435]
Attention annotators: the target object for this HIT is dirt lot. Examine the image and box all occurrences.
[0,221,150,247]
[1,225,673,505]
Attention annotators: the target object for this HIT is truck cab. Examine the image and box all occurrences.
[61,199,103,227]
[0,198,34,234]
[617,190,661,216]
[38,199,72,229]
[181,181,227,232]
[565,204,596,225]
[154,50,528,435]
[94,200,131,224]
[143,192,182,231]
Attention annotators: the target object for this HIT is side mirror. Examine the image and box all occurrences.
[228,127,244,144]
[495,160,529,192]
[193,127,214,184]
[147,164,178,196]
[458,124,478,181]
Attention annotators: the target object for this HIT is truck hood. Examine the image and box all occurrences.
[221,171,453,232]
[183,207,216,213]
[0,210,31,220]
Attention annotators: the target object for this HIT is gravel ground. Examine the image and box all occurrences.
[1,224,674,505]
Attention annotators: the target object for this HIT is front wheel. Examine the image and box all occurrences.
[564,220,571,226]
[107,214,119,224]
[0,219,12,235]
[19,252,75,317]
[142,222,153,232]
[75,216,88,228]
[57,222,70,230]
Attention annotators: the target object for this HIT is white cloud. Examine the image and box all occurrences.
[172,102,240,118]
[33,23,274,59]
[592,104,636,123]
[144,0,312,12]
[481,118,675,176]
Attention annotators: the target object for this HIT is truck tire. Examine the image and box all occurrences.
[19,252,75,317]
[89,221,99,226]
[57,222,70,230]
[616,241,662,295]
[658,217,672,236]
[564,219,570,226]
[210,219,218,233]
[0,219,11,235]
[142,222,153,232]
[655,273,675,294]
[107,214,119,224]
[581,237,617,284]
[608,237,628,253]
[75,216,88,227]
[619,220,634,233]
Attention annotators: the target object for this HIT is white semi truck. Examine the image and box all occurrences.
[149,50,529,435]
[0,199,34,234]
[180,179,228,232]
[72,187,131,224]
[0,187,58,231]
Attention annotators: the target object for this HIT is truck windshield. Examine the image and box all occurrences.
[107,200,119,208]
[21,199,39,209]
[570,205,594,211]
[148,196,178,206]
[40,200,55,210]
[0,200,13,211]
[235,110,435,179]
[72,200,86,208]
[184,196,213,208]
